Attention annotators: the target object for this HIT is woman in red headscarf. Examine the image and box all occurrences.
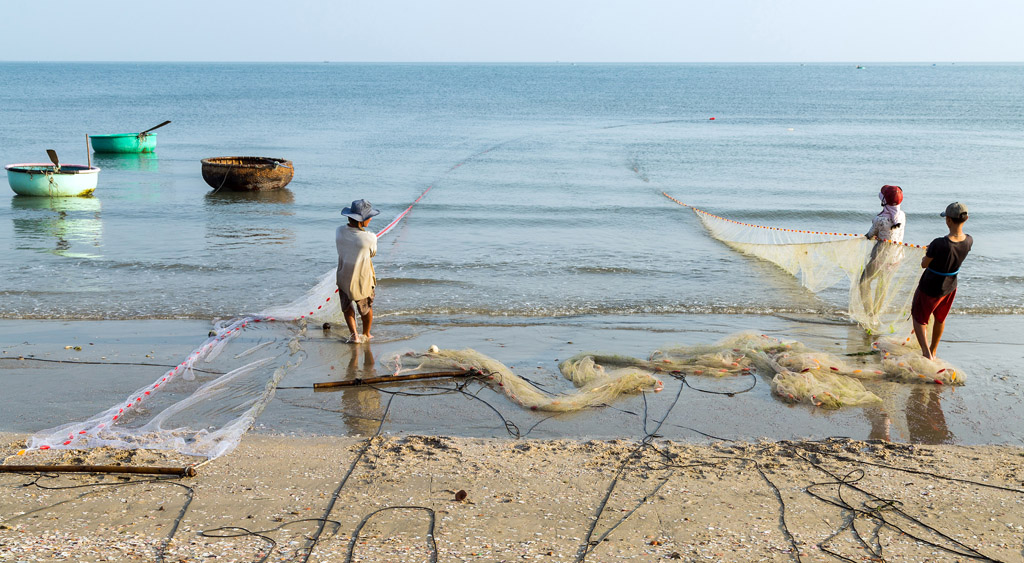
[859,185,906,329]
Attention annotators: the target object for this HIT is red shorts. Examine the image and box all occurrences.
[911,288,956,325]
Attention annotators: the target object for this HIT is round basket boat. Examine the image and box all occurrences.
[6,163,101,197]
[90,133,158,153]
[201,157,294,191]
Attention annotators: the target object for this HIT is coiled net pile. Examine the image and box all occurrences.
[393,332,963,414]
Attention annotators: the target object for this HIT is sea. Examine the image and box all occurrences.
[1,62,1022,320]
[2,63,1023,445]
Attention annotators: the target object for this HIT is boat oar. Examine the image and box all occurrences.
[137,120,171,139]
[45,149,60,172]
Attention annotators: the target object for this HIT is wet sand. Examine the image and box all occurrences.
[1,315,1024,560]
[2,314,1023,444]
[1,433,1023,561]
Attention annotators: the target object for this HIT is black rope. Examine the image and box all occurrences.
[575,384,684,562]
[299,394,397,563]
[345,506,438,563]
[0,356,224,374]
[749,459,804,562]
[4,472,194,563]
[793,448,1005,562]
[201,518,342,563]
[670,370,757,397]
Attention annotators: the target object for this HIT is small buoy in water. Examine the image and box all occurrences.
[709,117,716,120]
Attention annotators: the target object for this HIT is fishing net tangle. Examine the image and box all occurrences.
[24,193,964,459]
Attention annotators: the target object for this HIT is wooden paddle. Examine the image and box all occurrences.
[137,120,171,139]
[45,149,60,171]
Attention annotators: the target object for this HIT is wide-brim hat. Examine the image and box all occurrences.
[342,199,381,222]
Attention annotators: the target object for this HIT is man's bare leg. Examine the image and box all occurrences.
[361,309,373,341]
[344,309,361,343]
[929,320,945,359]
[913,319,933,360]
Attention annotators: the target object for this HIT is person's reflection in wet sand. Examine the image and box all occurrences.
[906,385,953,444]
[341,344,384,435]
[864,385,952,443]
[865,403,893,441]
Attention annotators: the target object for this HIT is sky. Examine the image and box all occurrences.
[2,0,1023,63]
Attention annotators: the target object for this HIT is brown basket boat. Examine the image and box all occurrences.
[201,157,294,191]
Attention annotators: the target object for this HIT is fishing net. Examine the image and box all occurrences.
[873,336,962,385]
[23,192,964,460]
[27,317,304,459]
[389,347,664,412]
[26,192,432,459]
[387,331,963,416]
[683,202,925,335]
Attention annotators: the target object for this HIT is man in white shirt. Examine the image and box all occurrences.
[336,199,380,343]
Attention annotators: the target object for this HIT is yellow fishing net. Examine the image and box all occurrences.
[391,347,664,412]
[391,331,962,413]
[686,204,925,335]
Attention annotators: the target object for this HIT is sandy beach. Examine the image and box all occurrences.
[2,433,1023,562]
[2,316,1024,561]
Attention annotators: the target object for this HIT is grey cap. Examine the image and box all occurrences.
[940,202,968,220]
[342,199,381,222]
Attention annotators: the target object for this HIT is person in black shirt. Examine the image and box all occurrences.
[911,202,972,360]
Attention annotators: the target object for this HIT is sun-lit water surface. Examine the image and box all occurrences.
[1,63,1022,320]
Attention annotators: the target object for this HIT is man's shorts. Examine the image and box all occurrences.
[339,289,374,317]
[911,288,956,325]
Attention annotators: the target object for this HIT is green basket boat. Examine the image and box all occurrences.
[89,133,158,154]
[89,121,170,154]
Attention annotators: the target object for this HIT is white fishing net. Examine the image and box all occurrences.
[390,347,663,412]
[388,330,963,416]
[688,204,925,335]
[27,317,304,459]
[25,190,432,459]
[23,194,966,460]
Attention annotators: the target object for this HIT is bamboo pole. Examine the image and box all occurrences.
[313,369,479,390]
[0,464,197,477]
[86,134,91,169]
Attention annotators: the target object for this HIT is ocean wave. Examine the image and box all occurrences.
[378,277,467,287]
[2,303,1022,321]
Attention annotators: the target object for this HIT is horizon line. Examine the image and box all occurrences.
[1,60,1021,65]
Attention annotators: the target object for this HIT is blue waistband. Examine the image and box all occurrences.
[927,267,959,277]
